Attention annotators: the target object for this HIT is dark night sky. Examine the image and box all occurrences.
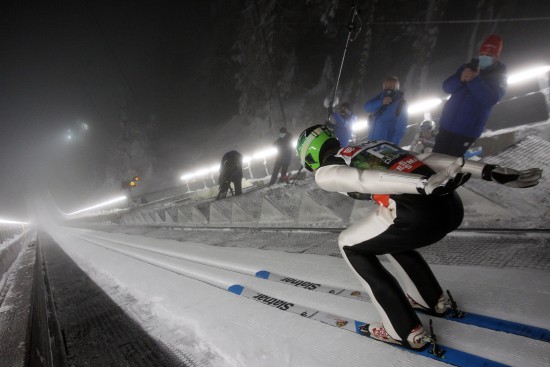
[1,1,549,220]
[0,1,220,218]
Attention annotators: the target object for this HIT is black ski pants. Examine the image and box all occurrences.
[269,159,289,186]
[340,192,464,343]
[432,128,476,157]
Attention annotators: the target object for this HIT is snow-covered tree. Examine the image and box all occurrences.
[403,0,448,98]
[99,91,157,192]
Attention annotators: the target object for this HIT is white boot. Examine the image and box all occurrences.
[367,322,428,349]
[407,293,450,316]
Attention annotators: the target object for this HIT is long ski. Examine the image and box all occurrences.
[228,284,509,367]
[254,270,549,342]
[73,231,548,342]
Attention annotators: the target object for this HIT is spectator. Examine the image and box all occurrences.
[328,102,356,146]
[433,34,507,157]
[269,127,294,186]
[219,150,243,197]
[410,120,437,153]
[364,76,408,145]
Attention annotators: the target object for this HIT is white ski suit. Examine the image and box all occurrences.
[314,141,489,346]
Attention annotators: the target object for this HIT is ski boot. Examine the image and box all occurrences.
[407,293,450,317]
[279,174,290,184]
[408,291,464,318]
[362,322,428,350]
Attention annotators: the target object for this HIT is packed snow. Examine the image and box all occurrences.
[37,122,550,366]
[42,225,550,367]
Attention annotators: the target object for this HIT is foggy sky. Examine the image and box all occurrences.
[1,0,549,220]
[0,1,216,218]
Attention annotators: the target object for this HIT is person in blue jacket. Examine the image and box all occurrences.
[328,102,356,146]
[364,76,407,146]
[433,34,507,157]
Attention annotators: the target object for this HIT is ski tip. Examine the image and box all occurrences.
[228,284,245,295]
[255,270,271,279]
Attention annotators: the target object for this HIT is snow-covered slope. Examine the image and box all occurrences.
[44,226,550,367]
[49,122,550,366]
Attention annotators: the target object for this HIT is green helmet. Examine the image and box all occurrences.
[296,125,339,172]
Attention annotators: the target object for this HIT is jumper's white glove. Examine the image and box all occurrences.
[417,157,471,196]
[484,165,542,188]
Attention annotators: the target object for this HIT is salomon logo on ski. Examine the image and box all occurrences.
[252,293,293,311]
[280,277,321,290]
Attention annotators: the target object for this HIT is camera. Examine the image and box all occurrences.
[466,57,479,70]
[383,89,396,98]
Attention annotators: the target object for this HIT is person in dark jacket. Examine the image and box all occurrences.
[433,34,507,157]
[219,150,243,196]
[364,76,408,146]
[328,102,356,146]
[269,127,294,186]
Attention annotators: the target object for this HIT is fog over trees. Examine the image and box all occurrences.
[0,0,548,217]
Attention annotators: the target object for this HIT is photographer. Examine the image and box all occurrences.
[327,102,356,146]
[433,34,507,157]
[364,76,407,145]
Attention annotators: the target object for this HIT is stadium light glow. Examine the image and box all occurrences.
[179,145,283,183]
[408,98,442,115]
[0,218,28,225]
[67,195,127,216]
[194,168,210,177]
[180,173,195,181]
[507,65,550,85]
[352,119,369,132]
[177,65,550,184]
[252,147,278,160]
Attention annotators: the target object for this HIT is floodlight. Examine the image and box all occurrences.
[352,119,369,132]
[507,65,550,85]
[194,168,210,177]
[0,218,28,225]
[67,195,127,216]
[253,147,278,160]
[180,173,195,181]
[408,98,442,114]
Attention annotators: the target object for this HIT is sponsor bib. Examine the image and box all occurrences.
[335,141,426,206]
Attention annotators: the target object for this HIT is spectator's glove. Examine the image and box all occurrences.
[324,96,339,108]
[417,157,471,196]
[482,164,542,188]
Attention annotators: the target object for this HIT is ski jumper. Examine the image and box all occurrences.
[315,141,464,345]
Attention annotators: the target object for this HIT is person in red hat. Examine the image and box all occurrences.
[433,34,507,157]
